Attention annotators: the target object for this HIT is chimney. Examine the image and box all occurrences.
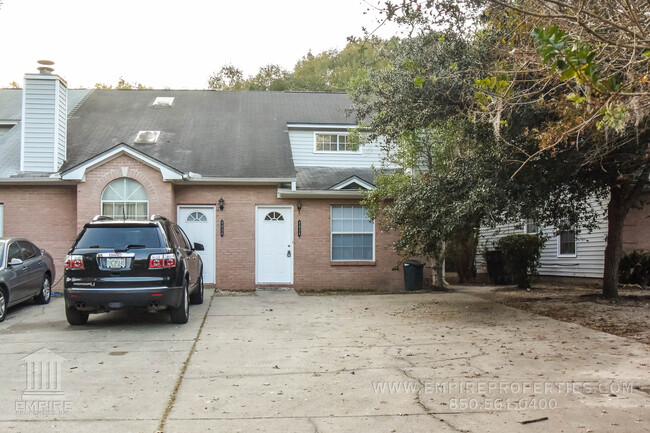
[20,60,68,172]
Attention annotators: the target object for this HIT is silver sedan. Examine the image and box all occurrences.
[0,237,56,321]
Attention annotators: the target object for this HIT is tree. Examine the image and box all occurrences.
[94,77,152,89]
[207,65,246,90]
[351,32,525,288]
[7,81,20,89]
[367,0,649,298]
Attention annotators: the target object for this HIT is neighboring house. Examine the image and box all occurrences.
[476,199,650,283]
[0,65,411,291]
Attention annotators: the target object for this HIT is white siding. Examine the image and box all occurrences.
[289,129,385,167]
[477,200,608,279]
[21,75,67,172]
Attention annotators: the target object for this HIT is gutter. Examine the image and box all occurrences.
[0,177,79,185]
[277,188,365,199]
[175,177,296,185]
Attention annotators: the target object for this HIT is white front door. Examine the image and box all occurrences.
[256,206,293,284]
[178,206,216,284]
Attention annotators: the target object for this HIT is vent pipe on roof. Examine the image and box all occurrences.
[20,60,68,172]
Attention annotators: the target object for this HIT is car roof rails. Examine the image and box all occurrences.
[92,215,113,221]
[150,214,168,222]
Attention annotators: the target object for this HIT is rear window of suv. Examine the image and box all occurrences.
[75,226,164,249]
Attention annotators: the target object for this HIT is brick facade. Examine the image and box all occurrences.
[175,185,408,292]
[75,154,175,232]
[0,154,411,292]
[0,185,77,270]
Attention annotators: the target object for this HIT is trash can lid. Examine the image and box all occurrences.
[404,260,424,266]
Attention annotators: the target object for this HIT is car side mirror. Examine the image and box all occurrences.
[9,258,23,266]
[194,242,204,251]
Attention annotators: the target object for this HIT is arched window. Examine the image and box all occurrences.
[264,211,284,221]
[101,178,149,220]
[186,211,207,222]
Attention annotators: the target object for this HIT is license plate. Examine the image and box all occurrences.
[106,258,126,269]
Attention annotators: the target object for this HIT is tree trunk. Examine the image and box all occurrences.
[430,241,447,289]
[602,185,626,299]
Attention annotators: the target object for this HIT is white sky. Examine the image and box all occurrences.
[0,0,397,89]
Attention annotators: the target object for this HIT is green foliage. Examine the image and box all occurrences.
[207,40,387,92]
[497,234,546,289]
[619,250,650,289]
[94,77,152,90]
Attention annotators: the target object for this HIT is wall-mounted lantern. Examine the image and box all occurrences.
[297,200,302,214]
[218,197,225,211]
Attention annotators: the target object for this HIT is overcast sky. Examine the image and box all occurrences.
[0,0,397,89]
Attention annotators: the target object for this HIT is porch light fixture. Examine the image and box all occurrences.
[218,197,225,211]
[297,201,302,214]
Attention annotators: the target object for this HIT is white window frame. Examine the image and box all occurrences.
[330,205,375,262]
[100,178,149,220]
[313,132,361,154]
[557,230,577,258]
[523,219,540,234]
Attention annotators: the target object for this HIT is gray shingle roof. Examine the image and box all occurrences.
[0,89,91,178]
[296,166,377,190]
[64,90,354,178]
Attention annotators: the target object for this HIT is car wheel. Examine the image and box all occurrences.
[65,302,89,326]
[170,281,190,324]
[0,288,7,322]
[189,274,204,305]
[34,275,52,304]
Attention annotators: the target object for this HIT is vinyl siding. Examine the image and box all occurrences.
[477,200,608,279]
[21,76,67,172]
[289,129,385,167]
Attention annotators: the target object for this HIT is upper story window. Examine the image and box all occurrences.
[314,133,357,153]
[101,178,149,220]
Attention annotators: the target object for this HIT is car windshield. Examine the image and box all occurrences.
[75,226,163,250]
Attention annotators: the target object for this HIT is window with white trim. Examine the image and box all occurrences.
[0,203,3,237]
[101,178,149,220]
[331,205,374,261]
[558,230,576,256]
[315,133,355,152]
[524,219,540,234]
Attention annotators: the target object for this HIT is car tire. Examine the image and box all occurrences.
[0,288,7,322]
[170,281,190,324]
[34,275,52,305]
[65,302,89,325]
[189,274,204,305]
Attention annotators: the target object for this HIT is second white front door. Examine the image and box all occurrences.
[256,206,293,284]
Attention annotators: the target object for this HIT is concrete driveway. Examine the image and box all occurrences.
[0,288,648,433]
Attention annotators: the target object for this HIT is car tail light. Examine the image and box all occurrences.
[65,255,85,270]
[149,253,176,269]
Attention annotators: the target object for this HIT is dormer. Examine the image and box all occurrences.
[20,61,68,172]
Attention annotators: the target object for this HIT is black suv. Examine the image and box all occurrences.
[64,215,204,325]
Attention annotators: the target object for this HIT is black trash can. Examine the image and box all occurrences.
[485,250,508,285]
[403,260,425,291]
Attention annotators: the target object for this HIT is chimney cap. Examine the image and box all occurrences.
[36,60,55,75]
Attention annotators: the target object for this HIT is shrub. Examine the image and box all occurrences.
[619,250,650,289]
[497,234,546,289]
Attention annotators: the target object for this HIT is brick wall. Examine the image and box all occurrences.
[0,185,77,272]
[77,154,175,231]
[622,193,650,252]
[174,185,408,292]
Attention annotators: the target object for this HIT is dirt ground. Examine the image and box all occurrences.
[459,283,650,345]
